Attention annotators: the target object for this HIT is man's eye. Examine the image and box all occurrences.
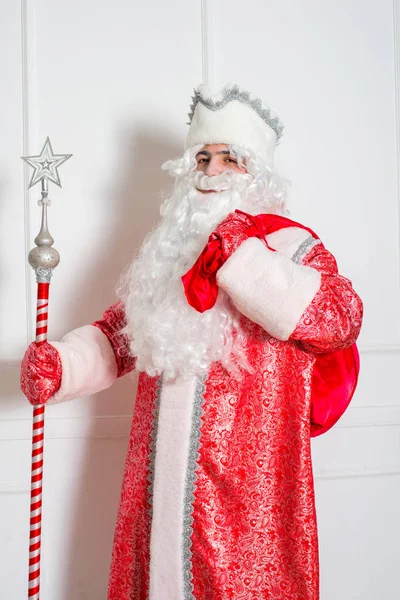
[227,157,238,164]
[198,158,209,164]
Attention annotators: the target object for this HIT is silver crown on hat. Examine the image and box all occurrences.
[187,83,284,143]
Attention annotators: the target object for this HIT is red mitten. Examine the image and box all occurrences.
[182,211,258,312]
[213,210,257,260]
[20,341,62,406]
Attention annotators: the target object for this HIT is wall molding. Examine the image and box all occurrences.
[314,464,400,480]
[0,360,20,369]
[393,0,400,296]
[335,404,400,428]
[0,483,30,494]
[21,0,38,346]
[200,0,216,89]
[0,415,132,441]
[358,343,400,355]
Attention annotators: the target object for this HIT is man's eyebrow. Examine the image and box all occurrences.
[196,150,232,158]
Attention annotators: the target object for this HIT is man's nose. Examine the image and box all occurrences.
[205,158,223,177]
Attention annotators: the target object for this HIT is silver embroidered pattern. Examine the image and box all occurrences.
[35,267,53,283]
[292,237,321,264]
[187,84,284,142]
[182,374,207,600]
[146,375,163,517]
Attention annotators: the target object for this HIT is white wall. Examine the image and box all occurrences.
[1,1,399,598]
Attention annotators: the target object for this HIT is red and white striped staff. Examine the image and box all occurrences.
[22,138,72,599]
[27,285,49,599]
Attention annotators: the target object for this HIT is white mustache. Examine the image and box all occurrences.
[193,171,252,192]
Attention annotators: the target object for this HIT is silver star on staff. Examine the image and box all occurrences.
[22,137,72,188]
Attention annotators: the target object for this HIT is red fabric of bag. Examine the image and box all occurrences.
[181,210,360,436]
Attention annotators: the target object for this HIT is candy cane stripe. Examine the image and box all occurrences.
[29,541,40,551]
[29,552,41,562]
[29,555,41,568]
[31,500,42,512]
[29,541,41,553]
[30,514,42,524]
[29,554,40,565]
[29,582,40,593]
[32,440,43,454]
[27,283,51,599]
[36,328,47,337]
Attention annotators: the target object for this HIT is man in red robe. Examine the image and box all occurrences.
[21,83,363,600]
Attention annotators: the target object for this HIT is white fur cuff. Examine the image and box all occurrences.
[217,237,321,340]
[48,325,118,404]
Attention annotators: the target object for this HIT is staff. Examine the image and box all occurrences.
[22,138,72,599]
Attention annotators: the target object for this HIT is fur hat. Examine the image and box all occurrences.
[186,83,284,166]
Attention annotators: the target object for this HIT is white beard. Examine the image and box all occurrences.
[117,148,288,380]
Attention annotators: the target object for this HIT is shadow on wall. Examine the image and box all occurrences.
[63,125,182,329]
[60,127,182,599]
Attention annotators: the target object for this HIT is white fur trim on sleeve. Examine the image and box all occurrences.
[48,325,118,404]
[217,237,321,340]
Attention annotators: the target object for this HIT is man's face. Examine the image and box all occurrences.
[195,144,247,193]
